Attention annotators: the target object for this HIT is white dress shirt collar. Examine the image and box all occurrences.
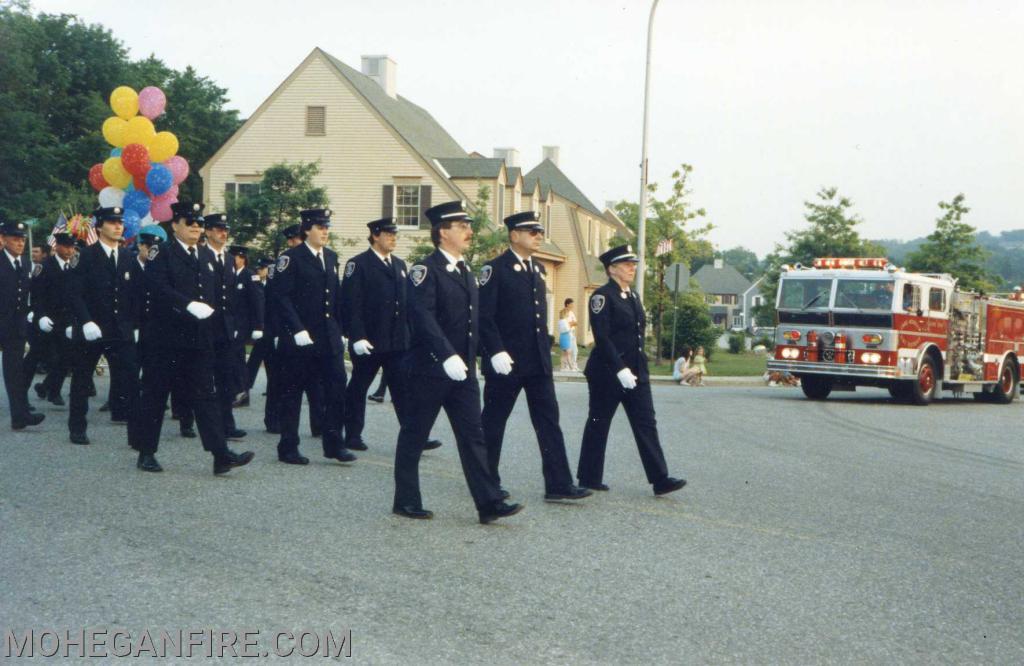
[438,248,462,268]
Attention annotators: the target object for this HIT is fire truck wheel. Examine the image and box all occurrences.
[990,360,1019,405]
[909,356,938,406]
[801,375,832,400]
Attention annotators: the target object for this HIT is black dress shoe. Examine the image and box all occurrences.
[499,488,511,500]
[98,401,111,413]
[544,486,594,501]
[579,481,610,492]
[393,505,433,519]
[34,383,46,399]
[48,394,64,406]
[225,428,247,440]
[278,453,310,465]
[346,439,368,451]
[70,432,90,445]
[367,394,384,403]
[179,425,197,438]
[214,449,255,475]
[137,453,163,472]
[653,477,687,495]
[479,501,524,524]
[423,439,442,451]
[324,449,357,464]
[12,412,45,430]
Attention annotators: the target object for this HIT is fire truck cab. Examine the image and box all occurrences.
[767,258,1024,405]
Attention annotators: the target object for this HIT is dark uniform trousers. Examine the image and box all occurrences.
[277,348,343,457]
[393,373,501,511]
[344,351,406,443]
[264,341,325,435]
[246,336,269,389]
[577,380,669,485]
[482,373,574,492]
[69,339,139,436]
[213,337,238,432]
[1,336,30,423]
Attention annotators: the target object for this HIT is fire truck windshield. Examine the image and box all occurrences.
[778,279,831,310]
[835,279,895,311]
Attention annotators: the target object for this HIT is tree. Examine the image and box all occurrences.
[225,161,328,257]
[756,187,885,324]
[612,164,714,361]
[659,290,719,361]
[406,184,505,266]
[905,194,994,292]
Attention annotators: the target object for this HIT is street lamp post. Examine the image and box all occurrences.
[635,0,660,298]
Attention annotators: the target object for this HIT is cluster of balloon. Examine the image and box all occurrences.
[87,85,190,241]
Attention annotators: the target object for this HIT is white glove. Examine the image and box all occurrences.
[617,367,639,390]
[443,354,469,381]
[83,321,103,342]
[251,330,263,341]
[490,351,514,375]
[26,311,34,323]
[39,316,54,333]
[133,329,139,343]
[353,339,374,356]
[342,336,348,348]
[273,337,279,349]
[293,330,314,347]
[186,301,214,320]
[65,326,73,339]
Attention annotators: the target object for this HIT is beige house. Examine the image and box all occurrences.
[201,47,629,342]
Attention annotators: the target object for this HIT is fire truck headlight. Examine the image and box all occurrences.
[781,347,798,359]
[860,352,882,364]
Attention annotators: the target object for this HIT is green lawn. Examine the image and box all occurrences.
[552,346,768,377]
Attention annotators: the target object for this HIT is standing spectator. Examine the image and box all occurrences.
[558,298,579,371]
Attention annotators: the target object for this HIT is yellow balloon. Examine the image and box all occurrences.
[102,157,131,189]
[148,131,179,162]
[101,116,128,147]
[123,116,156,147]
[109,86,139,120]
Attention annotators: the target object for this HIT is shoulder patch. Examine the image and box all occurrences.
[410,264,428,287]
[345,261,356,278]
[267,264,275,279]
[276,255,289,272]
[147,245,159,261]
[479,264,493,286]
[591,294,606,314]
[31,263,42,278]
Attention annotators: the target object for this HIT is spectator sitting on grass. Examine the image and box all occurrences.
[672,348,702,386]
[690,346,708,386]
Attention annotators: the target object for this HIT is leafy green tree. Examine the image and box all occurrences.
[406,184,505,266]
[905,194,994,292]
[659,290,719,361]
[225,161,328,257]
[611,164,715,361]
[757,187,885,324]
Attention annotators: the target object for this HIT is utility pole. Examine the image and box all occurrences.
[635,0,660,297]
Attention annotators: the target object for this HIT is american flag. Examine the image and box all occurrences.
[47,213,97,248]
[654,238,673,257]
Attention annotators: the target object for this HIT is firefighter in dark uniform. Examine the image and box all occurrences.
[576,244,686,495]
[272,208,353,466]
[29,233,77,406]
[135,201,254,475]
[392,200,522,523]
[0,220,45,430]
[479,211,592,502]
[244,256,274,398]
[22,249,54,395]
[227,245,263,408]
[129,226,163,448]
[201,213,246,440]
[66,206,140,446]
[340,218,442,452]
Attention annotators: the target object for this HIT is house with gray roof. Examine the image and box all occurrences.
[691,259,753,329]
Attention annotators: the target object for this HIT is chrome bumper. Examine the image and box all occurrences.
[767,359,901,379]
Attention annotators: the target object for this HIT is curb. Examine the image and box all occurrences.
[552,371,765,386]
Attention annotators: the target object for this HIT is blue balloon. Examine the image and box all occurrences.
[110,148,122,157]
[145,164,173,196]
[122,210,141,239]
[124,189,151,217]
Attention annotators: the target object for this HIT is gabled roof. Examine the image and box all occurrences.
[320,50,467,161]
[522,177,550,199]
[602,207,632,237]
[692,262,752,296]
[435,157,505,179]
[505,166,522,186]
[523,159,603,217]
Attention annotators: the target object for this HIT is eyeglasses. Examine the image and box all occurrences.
[450,221,472,230]
[526,229,544,237]
[181,219,202,228]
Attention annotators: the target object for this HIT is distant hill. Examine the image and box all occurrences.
[873,230,1024,289]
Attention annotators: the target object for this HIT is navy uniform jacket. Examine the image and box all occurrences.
[143,240,222,350]
[68,243,138,342]
[584,280,650,384]
[33,255,75,328]
[0,251,31,342]
[478,249,552,378]
[405,249,479,379]
[340,248,410,354]
[230,266,265,340]
[262,264,277,339]
[272,243,344,357]
[131,257,155,330]
[207,250,237,345]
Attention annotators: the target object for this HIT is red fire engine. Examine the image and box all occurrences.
[767,258,1024,405]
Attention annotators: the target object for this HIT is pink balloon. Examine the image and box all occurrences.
[165,156,189,185]
[151,196,178,222]
[138,86,167,120]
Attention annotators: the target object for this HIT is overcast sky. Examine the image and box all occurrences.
[33,0,1024,255]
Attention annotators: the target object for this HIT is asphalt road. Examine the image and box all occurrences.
[1,376,1022,663]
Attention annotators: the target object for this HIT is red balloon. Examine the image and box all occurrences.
[88,163,108,192]
[121,143,151,177]
[132,174,151,195]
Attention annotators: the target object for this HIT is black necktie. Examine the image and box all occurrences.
[384,256,392,268]
[63,262,68,272]
[216,253,224,271]
[108,250,116,272]
[316,251,324,270]
[14,258,21,272]
[188,246,197,264]
[457,260,469,286]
